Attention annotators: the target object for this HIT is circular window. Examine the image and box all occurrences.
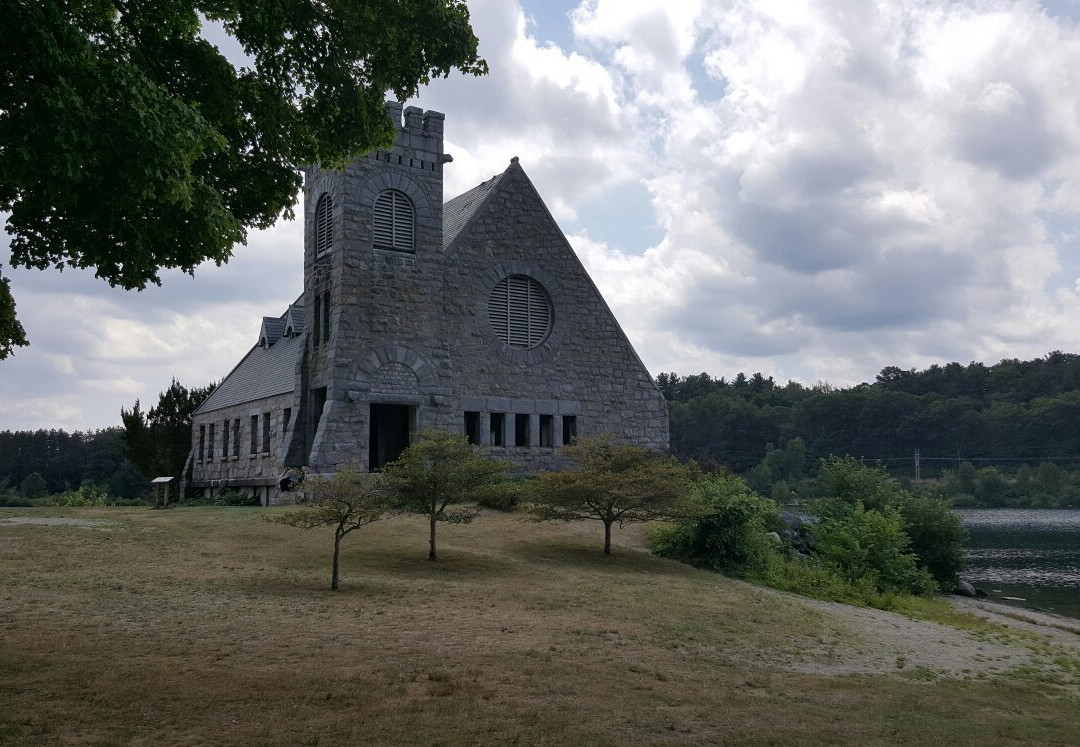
[487,275,552,348]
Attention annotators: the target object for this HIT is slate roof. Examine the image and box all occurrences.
[260,316,286,345]
[195,297,303,415]
[195,335,301,415]
[284,305,304,335]
[442,170,504,249]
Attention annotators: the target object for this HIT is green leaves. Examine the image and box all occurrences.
[383,430,507,521]
[269,468,394,533]
[527,436,699,554]
[0,0,486,354]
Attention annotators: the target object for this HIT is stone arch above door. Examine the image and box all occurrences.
[356,343,437,394]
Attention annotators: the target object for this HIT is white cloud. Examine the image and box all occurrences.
[10,0,1080,431]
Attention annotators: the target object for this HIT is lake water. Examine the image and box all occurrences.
[955,508,1080,620]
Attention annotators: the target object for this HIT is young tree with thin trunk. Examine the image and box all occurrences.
[268,468,393,590]
[527,436,699,555]
[382,430,508,561]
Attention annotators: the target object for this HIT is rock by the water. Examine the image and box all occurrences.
[766,531,782,545]
[955,579,977,597]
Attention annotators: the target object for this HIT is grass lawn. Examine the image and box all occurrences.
[1,506,1078,745]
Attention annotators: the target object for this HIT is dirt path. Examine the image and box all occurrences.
[742,582,1080,680]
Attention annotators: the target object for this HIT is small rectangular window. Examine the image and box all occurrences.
[539,415,554,448]
[222,419,230,459]
[198,425,205,462]
[490,413,505,447]
[562,416,577,446]
[262,413,271,453]
[515,414,531,447]
[207,423,215,462]
[283,408,292,433]
[464,411,481,445]
[232,419,240,458]
[250,415,259,455]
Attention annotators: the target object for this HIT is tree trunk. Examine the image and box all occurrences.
[429,514,437,561]
[331,531,342,591]
[603,519,612,555]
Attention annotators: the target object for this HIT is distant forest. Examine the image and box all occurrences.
[662,350,1080,506]
[4,352,1080,507]
[0,428,145,502]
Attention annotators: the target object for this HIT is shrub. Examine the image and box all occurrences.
[758,553,882,606]
[476,477,526,511]
[650,473,778,575]
[56,486,113,507]
[19,471,47,499]
[895,494,967,589]
[810,502,936,596]
[817,456,966,591]
[214,488,260,506]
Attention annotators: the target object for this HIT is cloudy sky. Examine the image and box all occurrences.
[7,0,1080,431]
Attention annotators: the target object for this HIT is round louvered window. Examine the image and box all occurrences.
[487,275,552,348]
[315,193,333,257]
[373,189,415,251]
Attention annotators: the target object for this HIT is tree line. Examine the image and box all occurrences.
[1,379,213,505]
[661,351,1080,505]
[0,427,144,502]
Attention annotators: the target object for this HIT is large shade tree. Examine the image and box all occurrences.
[0,0,486,358]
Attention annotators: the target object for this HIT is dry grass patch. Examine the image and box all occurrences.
[1,506,1078,745]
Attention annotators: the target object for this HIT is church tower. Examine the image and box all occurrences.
[282,102,452,473]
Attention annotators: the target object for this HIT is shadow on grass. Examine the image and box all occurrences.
[229,545,520,598]
[507,539,689,576]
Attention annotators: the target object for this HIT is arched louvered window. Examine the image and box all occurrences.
[373,189,415,251]
[487,275,552,348]
[315,193,333,257]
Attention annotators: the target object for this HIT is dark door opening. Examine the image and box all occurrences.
[370,403,414,471]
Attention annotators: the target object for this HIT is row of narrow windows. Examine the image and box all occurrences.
[372,150,439,172]
[314,189,415,257]
[464,412,577,449]
[198,409,291,462]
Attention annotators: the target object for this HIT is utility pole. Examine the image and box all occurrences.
[914,448,921,482]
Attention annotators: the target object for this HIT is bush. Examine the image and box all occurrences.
[475,477,527,511]
[817,456,966,591]
[758,553,882,606]
[19,471,47,499]
[56,486,113,507]
[810,502,936,596]
[895,494,967,589]
[650,473,779,575]
[214,488,260,506]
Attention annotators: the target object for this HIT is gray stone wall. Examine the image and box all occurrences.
[198,102,668,492]
[189,391,293,504]
[283,102,453,474]
[434,160,669,470]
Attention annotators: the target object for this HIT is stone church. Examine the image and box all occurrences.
[183,102,668,504]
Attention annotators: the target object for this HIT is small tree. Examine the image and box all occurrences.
[19,471,47,499]
[382,430,508,561]
[527,436,699,555]
[268,468,394,590]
